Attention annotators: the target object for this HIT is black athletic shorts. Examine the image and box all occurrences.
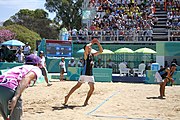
[40,68,47,76]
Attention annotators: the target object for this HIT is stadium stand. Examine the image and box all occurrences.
[67,0,180,42]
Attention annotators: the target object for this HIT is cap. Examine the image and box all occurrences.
[71,57,74,60]
[171,63,177,67]
[39,51,44,54]
[25,54,41,65]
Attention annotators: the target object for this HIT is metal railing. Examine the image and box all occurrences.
[168,30,180,41]
[66,30,180,42]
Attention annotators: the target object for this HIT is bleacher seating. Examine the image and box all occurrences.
[69,0,180,42]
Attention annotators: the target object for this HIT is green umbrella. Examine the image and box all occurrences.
[101,49,114,67]
[134,48,156,54]
[77,48,97,54]
[135,48,156,64]
[114,48,134,53]
[114,48,134,62]
[101,49,114,54]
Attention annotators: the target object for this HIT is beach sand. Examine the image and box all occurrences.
[1,81,180,120]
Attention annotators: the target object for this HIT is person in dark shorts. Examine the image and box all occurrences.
[39,51,52,86]
[0,54,42,120]
[64,38,103,106]
[155,63,177,99]
[59,57,66,81]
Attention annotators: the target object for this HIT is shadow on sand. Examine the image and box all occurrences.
[52,104,86,111]
[146,96,166,100]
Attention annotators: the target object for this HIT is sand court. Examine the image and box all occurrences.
[1,81,180,120]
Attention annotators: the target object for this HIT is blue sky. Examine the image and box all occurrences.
[0,0,55,22]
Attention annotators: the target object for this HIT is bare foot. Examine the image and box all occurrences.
[83,102,89,106]
[158,96,165,99]
[64,96,69,105]
[47,83,52,86]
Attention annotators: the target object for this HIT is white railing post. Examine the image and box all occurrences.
[117,30,119,41]
[101,30,103,41]
[168,29,170,41]
[133,30,136,41]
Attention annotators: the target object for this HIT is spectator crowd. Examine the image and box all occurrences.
[0,42,31,62]
[166,0,180,41]
[63,0,180,41]
[88,0,157,41]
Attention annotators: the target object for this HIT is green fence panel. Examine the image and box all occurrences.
[145,70,180,85]
[66,67,82,81]
[93,68,112,82]
[46,57,72,73]
[0,62,23,70]
[66,67,112,82]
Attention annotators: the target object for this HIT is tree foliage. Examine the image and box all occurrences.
[3,9,59,39]
[45,0,83,29]
[0,24,41,50]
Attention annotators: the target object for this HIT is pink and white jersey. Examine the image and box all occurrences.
[0,65,42,91]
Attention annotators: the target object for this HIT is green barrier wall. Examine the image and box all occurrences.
[156,42,180,56]
[36,75,51,84]
[0,62,23,70]
[46,57,72,73]
[93,68,112,82]
[145,70,158,84]
[145,70,180,85]
[156,42,180,67]
[66,67,82,80]
[67,67,112,82]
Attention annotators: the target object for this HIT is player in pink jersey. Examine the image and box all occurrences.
[0,54,42,120]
